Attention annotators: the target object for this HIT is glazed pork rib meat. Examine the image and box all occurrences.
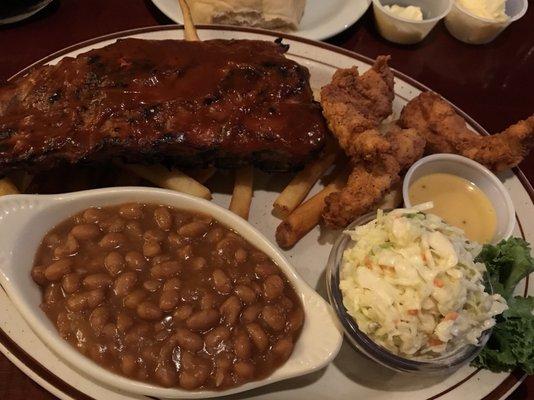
[0,38,328,174]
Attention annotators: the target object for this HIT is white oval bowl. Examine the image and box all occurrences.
[402,154,515,243]
[0,187,342,398]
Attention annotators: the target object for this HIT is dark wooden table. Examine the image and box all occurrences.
[0,0,532,399]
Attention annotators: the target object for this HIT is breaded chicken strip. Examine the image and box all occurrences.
[320,56,394,159]
[323,127,425,228]
[400,92,534,171]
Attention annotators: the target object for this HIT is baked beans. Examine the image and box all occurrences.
[33,203,304,390]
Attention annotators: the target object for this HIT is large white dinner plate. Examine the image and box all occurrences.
[2,26,532,400]
[150,0,371,40]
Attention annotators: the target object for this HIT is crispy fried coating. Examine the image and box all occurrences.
[320,56,394,159]
[322,128,425,228]
[400,92,534,171]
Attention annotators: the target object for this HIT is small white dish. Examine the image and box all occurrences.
[150,0,372,40]
[403,154,515,243]
[0,187,342,398]
[445,0,528,44]
[372,0,453,44]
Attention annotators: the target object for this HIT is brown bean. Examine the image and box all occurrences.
[124,251,146,271]
[89,306,110,334]
[57,312,71,338]
[31,265,47,286]
[177,244,193,261]
[137,301,163,320]
[219,295,242,326]
[234,285,256,304]
[154,207,172,231]
[61,273,81,294]
[246,323,268,352]
[105,251,125,275]
[179,370,201,390]
[101,323,118,341]
[151,261,181,279]
[186,309,220,331]
[66,292,88,311]
[70,224,100,240]
[53,235,79,258]
[214,352,232,387]
[44,259,72,281]
[124,220,143,238]
[85,255,106,273]
[272,336,294,361]
[212,268,232,294]
[99,232,126,250]
[233,330,252,359]
[124,289,148,309]
[280,296,294,311]
[175,328,204,351]
[83,208,107,223]
[233,360,255,380]
[254,262,277,278]
[263,275,284,300]
[143,240,161,257]
[83,273,112,289]
[152,254,172,265]
[204,326,231,349]
[143,228,166,242]
[178,221,209,237]
[241,303,263,324]
[124,323,150,346]
[155,329,171,342]
[143,279,161,292]
[159,289,180,311]
[44,283,63,305]
[190,256,207,271]
[206,227,224,243]
[116,311,134,333]
[121,354,137,376]
[155,362,177,387]
[119,203,143,220]
[86,289,105,308]
[100,217,125,233]
[167,232,183,248]
[286,307,305,333]
[113,272,138,296]
[235,248,248,264]
[173,304,193,321]
[200,292,216,310]
[162,277,181,292]
[261,305,286,332]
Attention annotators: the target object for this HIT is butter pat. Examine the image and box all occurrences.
[383,4,424,21]
[457,0,509,22]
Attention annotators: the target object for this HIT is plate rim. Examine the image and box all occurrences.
[3,24,532,400]
[149,0,372,41]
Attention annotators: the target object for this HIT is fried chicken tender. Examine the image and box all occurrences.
[320,56,394,159]
[400,92,534,171]
[323,127,425,228]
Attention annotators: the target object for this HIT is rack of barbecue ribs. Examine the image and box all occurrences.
[0,38,328,174]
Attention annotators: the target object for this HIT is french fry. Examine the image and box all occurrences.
[178,0,200,41]
[119,163,212,200]
[273,141,339,218]
[0,177,20,196]
[276,171,346,249]
[186,167,216,184]
[229,166,254,220]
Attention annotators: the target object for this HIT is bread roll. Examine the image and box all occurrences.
[189,0,306,31]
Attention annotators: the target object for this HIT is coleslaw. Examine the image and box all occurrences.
[339,203,508,358]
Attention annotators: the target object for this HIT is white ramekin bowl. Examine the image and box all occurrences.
[372,0,453,44]
[0,187,342,398]
[403,154,515,243]
[445,0,528,44]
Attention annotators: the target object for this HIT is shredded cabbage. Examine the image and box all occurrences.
[340,203,508,358]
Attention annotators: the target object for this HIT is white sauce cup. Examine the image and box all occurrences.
[372,0,453,44]
[445,0,528,44]
[402,154,515,244]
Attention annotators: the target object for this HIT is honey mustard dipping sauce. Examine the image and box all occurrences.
[408,173,497,243]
